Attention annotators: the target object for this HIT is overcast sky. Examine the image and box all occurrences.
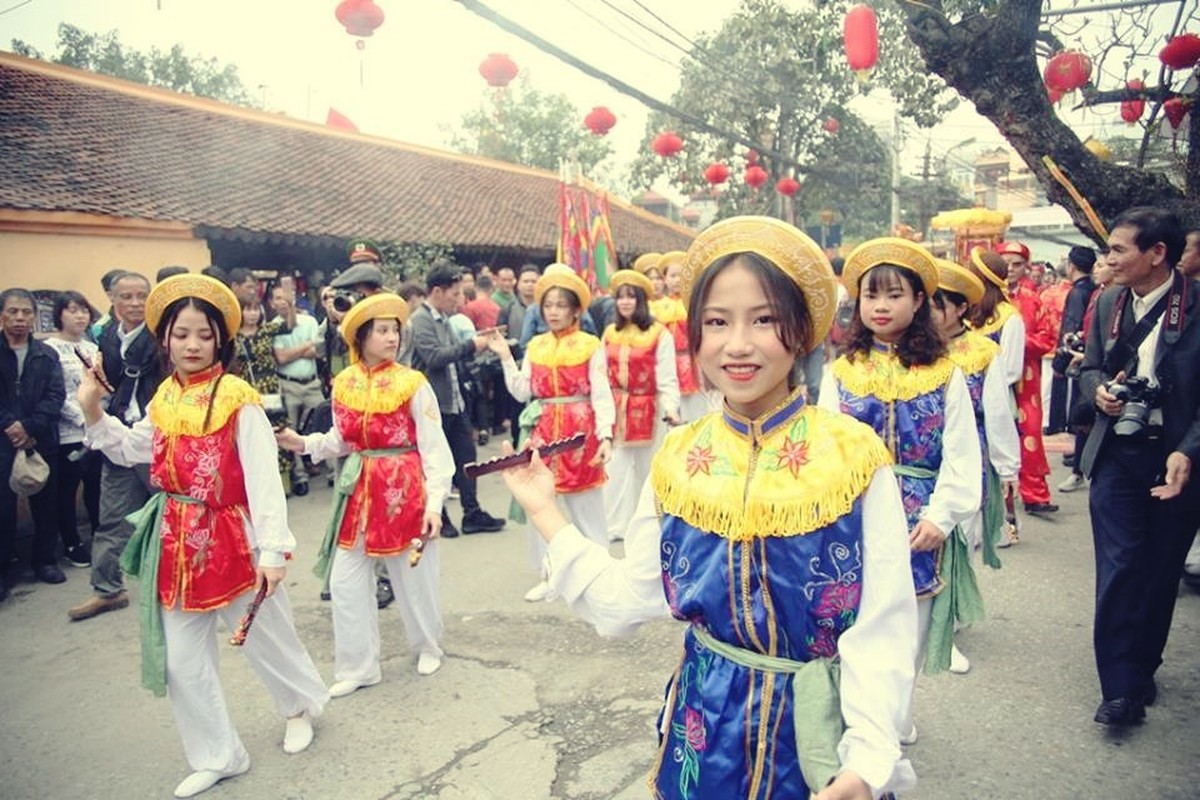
[0,0,1167,198]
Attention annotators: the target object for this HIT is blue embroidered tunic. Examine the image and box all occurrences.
[541,390,919,799]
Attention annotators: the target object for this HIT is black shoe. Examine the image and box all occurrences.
[1141,680,1158,707]
[65,544,91,568]
[292,480,309,497]
[1025,502,1059,515]
[440,520,460,539]
[0,576,9,601]
[376,578,394,610]
[478,430,490,446]
[462,510,506,534]
[319,590,331,602]
[34,564,67,584]
[1094,697,1145,726]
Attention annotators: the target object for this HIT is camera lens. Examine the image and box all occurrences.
[332,293,354,313]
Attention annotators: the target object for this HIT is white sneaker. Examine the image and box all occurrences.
[949,644,971,674]
[899,723,918,746]
[1057,473,1086,492]
[173,754,250,798]
[283,714,313,754]
[328,676,380,698]
[417,652,442,676]
[523,581,550,602]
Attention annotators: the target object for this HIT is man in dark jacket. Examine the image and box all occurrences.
[0,288,67,600]
[409,261,505,537]
[1054,246,1098,490]
[1078,207,1200,727]
[68,271,163,621]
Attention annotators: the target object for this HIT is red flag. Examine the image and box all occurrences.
[326,107,359,132]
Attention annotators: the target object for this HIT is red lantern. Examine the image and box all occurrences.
[1120,80,1145,124]
[746,149,759,165]
[1163,97,1190,130]
[651,131,684,158]
[776,177,801,197]
[1047,86,1064,104]
[479,53,518,88]
[704,163,730,186]
[745,165,768,189]
[584,106,616,136]
[823,117,840,134]
[1044,50,1092,93]
[335,0,384,39]
[1159,34,1200,71]
[843,5,879,81]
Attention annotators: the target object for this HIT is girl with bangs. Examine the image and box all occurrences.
[600,269,679,541]
[277,293,454,688]
[488,264,615,603]
[498,218,919,800]
[77,275,327,799]
[824,239,982,746]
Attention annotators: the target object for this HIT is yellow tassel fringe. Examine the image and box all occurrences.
[150,375,260,437]
[832,351,957,402]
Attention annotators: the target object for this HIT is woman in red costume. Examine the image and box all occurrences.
[601,269,679,541]
[78,275,328,799]
[489,264,615,602]
[277,293,454,690]
[655,251,712,421]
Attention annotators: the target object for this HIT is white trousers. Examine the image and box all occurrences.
[162,585,328,773]
[528,487,607,571]
[603,443,655,540]
[900,596,935,735]
[330,536,443,685]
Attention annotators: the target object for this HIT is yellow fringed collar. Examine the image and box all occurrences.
[946,330,999,377]
[149,366,260,437]
[603,321,664,348]
[652,296,686,325]
[832,346,956,402]
[526,328,601,368]
[650,389,891,540]
[969,301,1017,338]
[333,361,425,414]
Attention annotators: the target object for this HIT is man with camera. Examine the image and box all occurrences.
[1078,206,1200,727]
[1053,247,1098,491]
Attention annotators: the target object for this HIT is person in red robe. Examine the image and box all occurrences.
[996,241,1058,514]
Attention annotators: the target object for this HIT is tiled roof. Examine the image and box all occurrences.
[0,52,693,256]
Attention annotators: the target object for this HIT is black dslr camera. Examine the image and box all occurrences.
[1105,376,1161,436]
[332,290,362,314]
[1056,331,1086,378]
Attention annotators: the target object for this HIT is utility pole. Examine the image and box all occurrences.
[889,111,903,230]
[918,138,932,239]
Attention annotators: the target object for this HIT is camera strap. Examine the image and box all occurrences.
[1103,276,1184,376]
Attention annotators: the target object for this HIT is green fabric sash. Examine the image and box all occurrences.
[312,447,410,580]
[119,491,200,698]
[691,625,843,795]
[508,401,546,525]
[891,464,937,480]
[981,467,1005,570]
[923,525,985,674]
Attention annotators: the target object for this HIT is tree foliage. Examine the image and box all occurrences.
[627,0,957,228]
[896,0,1199,238]
[449,75,613,174]
[11,23,256,106]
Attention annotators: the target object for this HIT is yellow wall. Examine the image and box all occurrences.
[0,214,212,311]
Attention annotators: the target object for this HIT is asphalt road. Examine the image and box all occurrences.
[1,440,1197,800]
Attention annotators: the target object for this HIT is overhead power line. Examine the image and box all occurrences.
[455,0,810,172]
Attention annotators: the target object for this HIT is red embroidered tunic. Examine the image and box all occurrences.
[332,362,427,555]
[526,329,606,494]
[604,322,663,444]
[654,296,700,395]
[148,368,260,611]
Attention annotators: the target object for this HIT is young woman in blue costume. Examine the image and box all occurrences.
[823,239,982,745]
[499,217,919,800]
[930,259,1021,674]
[77,276,328,799]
